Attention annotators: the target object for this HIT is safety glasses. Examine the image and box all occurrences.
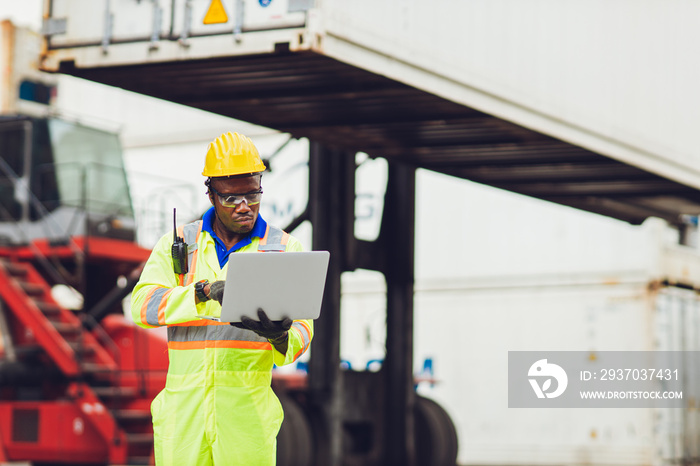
[209,185,263,207]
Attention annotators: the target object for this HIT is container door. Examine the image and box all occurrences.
[654,286,700,463]
[47,0,172,48]
[242,0,307,30]
[170,0,236,37]
[46,0,308,49]
[170,0,306,38]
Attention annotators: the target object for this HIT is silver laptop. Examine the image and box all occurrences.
[198,251,330,323]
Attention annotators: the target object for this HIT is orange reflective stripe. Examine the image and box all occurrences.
[258,225,288,252]
[174,222,202,286]
[140,287,161,328]
[157,289,174,325]
[185,227,202,286]
[258,225,270,246]
[168,340,272,350]
[258,225,288,245]
[290,322,311,362]
[295,321,311,340]
[169,319,230,327]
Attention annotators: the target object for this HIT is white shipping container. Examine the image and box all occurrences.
[414,279,699,465]
[41,0,700,192]
[342,264,700,464]
[337,170,700,466]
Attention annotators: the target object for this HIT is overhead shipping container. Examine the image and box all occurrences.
[40,0,700,227]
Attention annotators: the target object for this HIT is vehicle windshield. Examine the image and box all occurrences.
[43,118,133,218]
[0,116,135,243]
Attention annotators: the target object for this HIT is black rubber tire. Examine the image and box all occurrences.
[277,394,314,466]
[425,396,459,465]
[414,396,459,466]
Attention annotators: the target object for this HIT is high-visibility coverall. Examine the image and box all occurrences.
[131,216,313,465]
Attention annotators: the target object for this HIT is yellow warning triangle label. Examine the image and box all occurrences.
[203,0,229,25]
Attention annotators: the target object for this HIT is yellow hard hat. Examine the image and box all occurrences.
[202,132,266,177]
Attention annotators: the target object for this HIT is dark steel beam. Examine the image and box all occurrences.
[308,142,355,466]
[379,162,416,466]
[490,179,689,197]
[391,142,599,164]
[542,195,691,226]
[307,144,417,466]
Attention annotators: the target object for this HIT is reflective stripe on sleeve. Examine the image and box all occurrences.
[157,289,174,325]
[141,287,171,327]
[291,321,312,361]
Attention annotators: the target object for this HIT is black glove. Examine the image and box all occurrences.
[231,308,292,342]
[209,280,225,305]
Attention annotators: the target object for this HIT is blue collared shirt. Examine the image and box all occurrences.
[201,207,268,268]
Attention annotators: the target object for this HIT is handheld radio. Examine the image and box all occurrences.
[172,208,188,275]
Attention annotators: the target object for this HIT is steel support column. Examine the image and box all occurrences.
[308,142,355,466]
[380,162,416,466]
[307,143,416,465]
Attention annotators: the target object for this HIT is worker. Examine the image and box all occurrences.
[131,132,313,465]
